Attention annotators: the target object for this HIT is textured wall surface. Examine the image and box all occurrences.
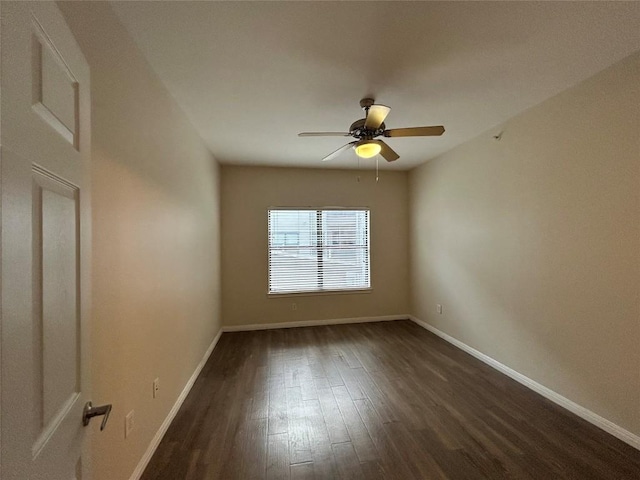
[59,4,222,479]
[410,53,639,438]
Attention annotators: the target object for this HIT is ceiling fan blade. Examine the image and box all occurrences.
[373,140,400,162]
[322,141,357,162]
[383,126,445,137]
[364,104,391,130]
[298,132,350,137]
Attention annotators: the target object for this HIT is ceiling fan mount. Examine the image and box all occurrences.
[359,97,376,110]
[299,98,445,162]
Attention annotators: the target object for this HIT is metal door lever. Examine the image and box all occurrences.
[82,401,112,431]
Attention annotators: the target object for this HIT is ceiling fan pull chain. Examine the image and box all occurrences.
[376,156,379,183]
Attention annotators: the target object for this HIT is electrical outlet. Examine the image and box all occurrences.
[125,410,135,438]
[437,304,443,314]
[153,378,160,399]
[291,303,297,311]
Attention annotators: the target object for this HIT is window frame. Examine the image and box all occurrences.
[267,207,372,297]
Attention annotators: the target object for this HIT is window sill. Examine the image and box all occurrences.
[267,288,372,298]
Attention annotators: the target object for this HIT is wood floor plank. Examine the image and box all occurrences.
[320,355,345,388]
[142,321,640,480]
[299,365,318,401]
[268,375,289,436]
[384,421,448,480]
[350,367,398,424]
[243,417,268,479]
[304,399,331,447]
[331,385,378,463]
[360,460,386,479]
[331,442,364,479]
[267,433,290,480]
[285,386,313,465]
[289,462,314,480]
[316,387,351,445]
[353,397,419,480]
[333,355,368,401]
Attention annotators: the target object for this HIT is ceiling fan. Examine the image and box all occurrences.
[298,98,445,162]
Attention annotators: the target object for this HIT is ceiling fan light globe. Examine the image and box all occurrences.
[355,141,381,158]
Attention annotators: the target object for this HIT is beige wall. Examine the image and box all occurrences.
[222,166,410,327]
[409,53,640,437]
[59,4,222,480]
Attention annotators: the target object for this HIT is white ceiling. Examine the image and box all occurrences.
[111,1,640,171]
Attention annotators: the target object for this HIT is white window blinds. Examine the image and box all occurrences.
[268,209,370,294]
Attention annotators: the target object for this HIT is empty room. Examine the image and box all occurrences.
[1,1,639,479]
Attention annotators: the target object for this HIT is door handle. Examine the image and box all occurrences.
[82,401,112,431]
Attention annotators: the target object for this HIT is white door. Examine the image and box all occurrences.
[1,2,96,479]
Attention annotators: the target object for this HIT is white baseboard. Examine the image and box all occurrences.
[409,315,640,451]
[222,314,409,332]
[129,328,224,480]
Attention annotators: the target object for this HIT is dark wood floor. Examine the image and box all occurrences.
[141,320,640,479]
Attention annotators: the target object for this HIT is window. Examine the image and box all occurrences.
[268,209,370,294]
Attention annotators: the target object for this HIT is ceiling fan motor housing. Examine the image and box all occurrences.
[349,118,386,139]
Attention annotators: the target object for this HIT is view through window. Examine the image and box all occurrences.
[268,209,370,294]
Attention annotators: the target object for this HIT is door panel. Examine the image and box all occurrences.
[33,169,81,453]
[32,18,80,148]
[1,2,92,479]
